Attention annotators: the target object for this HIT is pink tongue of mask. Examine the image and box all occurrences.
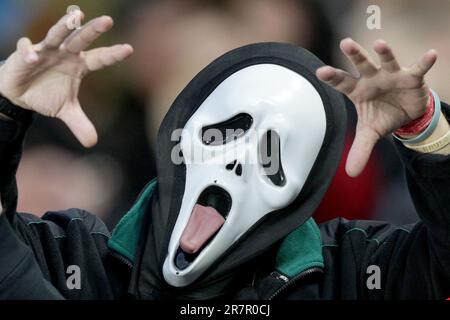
[180,204,225,254]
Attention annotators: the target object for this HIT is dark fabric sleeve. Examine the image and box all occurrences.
[387,101,450,297]
[1,98,84,300]
[0,213,64,299]
[316,102,450,300]
[1,102,126,300]
[394,102,450,244]
[0,102,34,223]
[0,107,67,299]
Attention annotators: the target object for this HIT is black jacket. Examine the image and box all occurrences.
[1,98,450,300]
[0,100,450,299]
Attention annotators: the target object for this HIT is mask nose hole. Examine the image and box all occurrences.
[225,160,242,177]
[226,160,236,171]
[235,163,242,176]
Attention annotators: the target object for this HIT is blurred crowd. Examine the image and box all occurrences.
[1,0,449,228]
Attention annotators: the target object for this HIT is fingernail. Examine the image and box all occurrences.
[124,44,134,53]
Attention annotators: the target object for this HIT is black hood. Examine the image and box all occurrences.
[129,43,348,299]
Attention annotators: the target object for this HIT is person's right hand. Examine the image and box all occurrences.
[0,11,133,147]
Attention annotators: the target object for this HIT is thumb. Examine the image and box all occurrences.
[57,101,98,148]
[346,126,380,177]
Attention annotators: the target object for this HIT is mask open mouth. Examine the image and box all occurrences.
[175,185,232,270]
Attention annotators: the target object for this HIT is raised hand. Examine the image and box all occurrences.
[0,11,133,147]
[316,38,437,177]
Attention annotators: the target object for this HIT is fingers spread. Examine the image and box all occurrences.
[345,127,380,177]
[316,66,357,95]
[17,37,39,64]
[340,38,378,77]
[410,49,438,76]
[64,16,114,54]
[57,101,98,148]
[84,44,134,71]
[44,11,84,49]
[373,40,400,72]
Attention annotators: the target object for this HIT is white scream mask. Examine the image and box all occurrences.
[163,64,327,287]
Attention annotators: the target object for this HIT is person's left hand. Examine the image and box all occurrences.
[316,38,437,177]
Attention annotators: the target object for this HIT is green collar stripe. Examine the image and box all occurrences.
[108,179,157,262]
[275,218,324,278]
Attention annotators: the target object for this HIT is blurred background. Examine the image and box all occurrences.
[1,0,449,228]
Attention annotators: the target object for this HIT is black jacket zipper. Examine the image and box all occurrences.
[268,267,323,300]
[109,250,133,269]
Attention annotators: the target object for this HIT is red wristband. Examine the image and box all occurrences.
[394,91,435,137]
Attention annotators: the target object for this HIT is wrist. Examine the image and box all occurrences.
[0,61,34,123]
[395,90,434,138]
[0,58,37,113]
[393,89,441,145]
[394,89,450,154]
[0,93,34,123]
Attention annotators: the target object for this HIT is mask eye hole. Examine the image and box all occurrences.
[259,130,286,186]
[201,113,253,146]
